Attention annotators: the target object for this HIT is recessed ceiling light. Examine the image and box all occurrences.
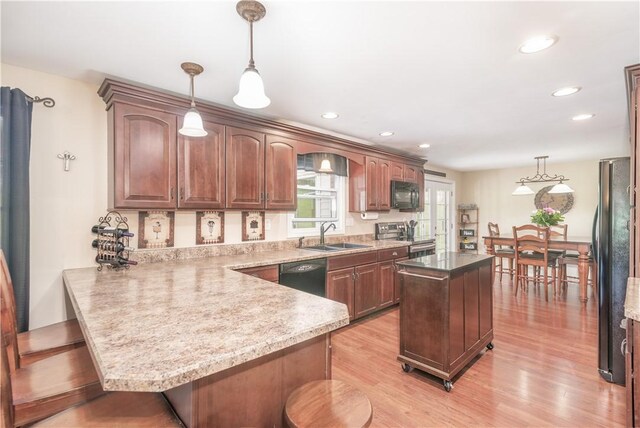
[379,131,394,137]
[552,86,581,97]
[419,143,431,148]
[518,35,557,54]
[572,113,595,121]
[321,112,339,119]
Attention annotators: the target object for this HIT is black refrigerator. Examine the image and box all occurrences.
[595,157,630,385]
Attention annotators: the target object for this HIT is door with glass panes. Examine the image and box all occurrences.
[415,179,454,253]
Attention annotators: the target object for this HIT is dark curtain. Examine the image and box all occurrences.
[297,153,348,177]
[0,87,32,332]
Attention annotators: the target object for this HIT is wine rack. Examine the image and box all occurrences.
[92,210,136,271]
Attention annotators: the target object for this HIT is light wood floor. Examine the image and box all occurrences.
[331,275,625,427]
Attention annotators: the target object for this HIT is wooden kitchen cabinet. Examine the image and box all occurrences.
[353,263,379,318]
[397,254,494,391]
[390,162,404,181]
[265,135,297,210]
[236,265,279,283]
[326,267,355,321]
[378,261,395,308]
[404,165,418,183]
[362,156,391,211]
[178,119,225,209]
[226,126,265,209]
[112,103,177,209]
[626,318,640,427]
[394,257,409,303]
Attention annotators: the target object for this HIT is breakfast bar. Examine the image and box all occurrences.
[63,257,350,427]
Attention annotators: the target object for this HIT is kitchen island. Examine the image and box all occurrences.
[396,252,494,392]
[63,255,351,427]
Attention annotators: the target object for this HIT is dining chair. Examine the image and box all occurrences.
[558,253,598,299]
[487,222,515,282]
[0,251,85,366]
[513,224,559,301]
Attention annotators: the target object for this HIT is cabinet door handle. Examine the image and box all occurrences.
[266,192,269,201]
[170,187,175,200]
[352,272,356,281]
[392,251,398,256]
[180,187,184,200]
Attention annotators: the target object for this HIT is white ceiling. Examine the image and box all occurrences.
[2,1,639,171]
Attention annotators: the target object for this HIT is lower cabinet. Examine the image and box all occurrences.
[235,265,279,283]
[326,268,356,321]
[394,257,409,303]
[325,247,409,322]
[353,263,379,318]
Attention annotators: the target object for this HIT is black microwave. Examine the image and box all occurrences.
[391,180,419,210]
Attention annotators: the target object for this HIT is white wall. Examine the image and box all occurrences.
[459,160,603,250]
[1,63,432,328]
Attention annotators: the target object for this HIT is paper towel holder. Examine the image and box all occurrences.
[360,212,380,221]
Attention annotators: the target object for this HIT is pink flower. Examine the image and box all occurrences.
[543,207,555,214]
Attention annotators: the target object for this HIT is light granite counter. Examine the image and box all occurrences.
[625,277,640,321]
[63,240,408,392]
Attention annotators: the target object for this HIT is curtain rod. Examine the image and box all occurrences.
[24,93,55,108]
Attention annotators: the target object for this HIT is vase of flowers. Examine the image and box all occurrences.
[530,207,564,226]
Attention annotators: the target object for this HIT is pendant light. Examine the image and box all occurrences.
[233,1,271,109]
[512,156,574,195]
[179,62,207,137]
[319,155,333,173]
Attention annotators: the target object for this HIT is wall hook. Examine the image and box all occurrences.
[57,151,77,172]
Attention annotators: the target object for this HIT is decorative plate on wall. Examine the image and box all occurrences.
[534,185,574,214]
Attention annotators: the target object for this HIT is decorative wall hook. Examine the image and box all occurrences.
[57,151,76,171]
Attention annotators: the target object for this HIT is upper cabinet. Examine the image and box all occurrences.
[178,119,225,209]
[100,79,422,212]
[265,135,297,210]
[112,103,177,209]
[225,127,265,209]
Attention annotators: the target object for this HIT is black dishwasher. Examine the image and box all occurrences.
[279,258,327,297]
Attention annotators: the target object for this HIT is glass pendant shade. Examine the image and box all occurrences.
[512,183,534,195]
[548,182,574,194]
[179,108,208,137]
[233,68,271,109]
[319,159,333,173]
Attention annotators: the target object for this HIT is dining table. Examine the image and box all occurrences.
[482,235,593,302]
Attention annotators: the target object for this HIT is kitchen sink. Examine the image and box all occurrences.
[325,243,371,249]
[302,245,344,252]
[302,243,371,252]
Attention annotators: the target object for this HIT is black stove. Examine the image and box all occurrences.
[375,222,436,258]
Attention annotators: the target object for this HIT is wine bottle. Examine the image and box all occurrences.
[91,225,134,238]
[95,255,138,266]
[91,240,134,252]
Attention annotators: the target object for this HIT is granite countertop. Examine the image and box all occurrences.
[625,277,640,321]
[396,252,494,274]
[63,239,408,392]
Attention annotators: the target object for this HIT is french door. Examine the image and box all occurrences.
[416,179,454,253]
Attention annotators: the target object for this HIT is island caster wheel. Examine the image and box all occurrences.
[443,380,453,392]
[401,363,413,373]
[487,342,494,350]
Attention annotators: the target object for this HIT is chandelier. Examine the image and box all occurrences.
[512,156,574,195]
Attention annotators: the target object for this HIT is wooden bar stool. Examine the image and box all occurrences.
[487,223,515,281]
[1,251,85,366]
[1,335,183,428]
[284,380,373,428]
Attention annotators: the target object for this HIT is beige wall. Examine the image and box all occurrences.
[459,160,603,251]
[1,63,436,328]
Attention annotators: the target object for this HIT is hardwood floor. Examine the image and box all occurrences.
[331,276,625,427]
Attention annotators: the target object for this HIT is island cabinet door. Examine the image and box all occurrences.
[478,264,493,338]
[448,273,466,367]
[378,260,395,308]
[464,269,480,351]
[113,103,177,209]
[394,257,409,303]
[326,268,355,321]
[399,271,447,370]
[354,263,379,319]
[225,126,265,209]
[177,120,225,209]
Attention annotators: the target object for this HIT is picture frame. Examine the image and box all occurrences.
[196,211,224,245]
[242,211,265,241]
[460,213,470,223]
[138,211,175,249]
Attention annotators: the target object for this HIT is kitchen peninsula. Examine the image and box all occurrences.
[62,240,407,427]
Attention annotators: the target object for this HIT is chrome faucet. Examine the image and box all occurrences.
[320,221,336,245]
